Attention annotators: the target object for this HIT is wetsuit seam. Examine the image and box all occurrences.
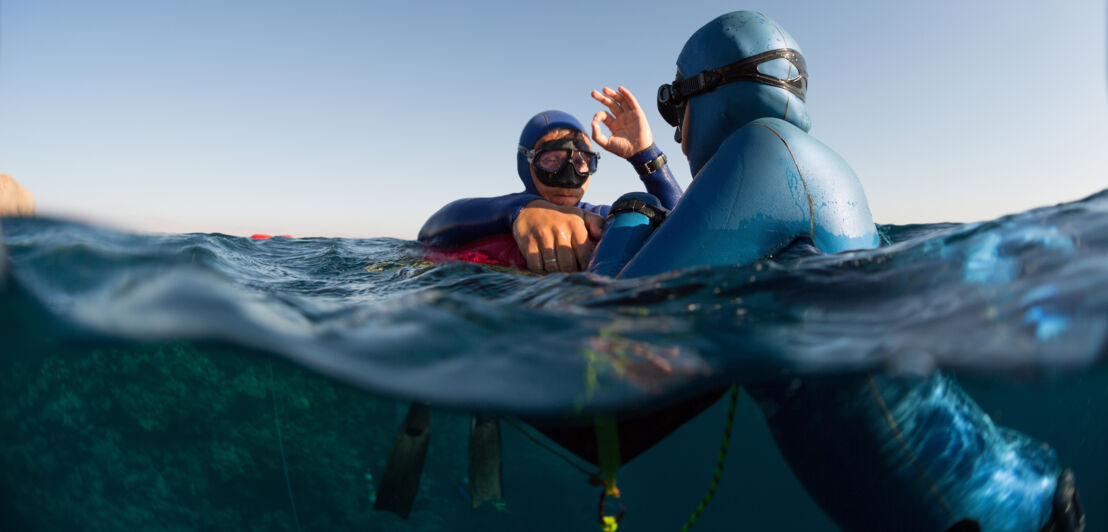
[766,19,795,143]
[865,375,955,519]
[749,122,815,238]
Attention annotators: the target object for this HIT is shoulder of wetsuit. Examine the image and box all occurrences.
[705,117,881,254]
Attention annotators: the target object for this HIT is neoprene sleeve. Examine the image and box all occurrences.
[628,144,682,209]
[417,193,540,248]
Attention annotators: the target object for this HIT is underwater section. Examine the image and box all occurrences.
[0,341,848,531]
[1,189,1106,529]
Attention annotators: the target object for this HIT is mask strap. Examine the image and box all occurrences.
[673,48,808,102]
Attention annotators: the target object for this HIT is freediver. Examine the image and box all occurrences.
[388,109,685,515]
[418,104,681,273]
[591,10,1085,532]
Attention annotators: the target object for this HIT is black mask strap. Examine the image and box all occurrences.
[664,48,806,105]
[672,48,808,102]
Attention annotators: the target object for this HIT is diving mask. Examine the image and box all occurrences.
[518,138,600,189]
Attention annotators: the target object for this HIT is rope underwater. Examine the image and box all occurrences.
[502,383,741,532]
[268,362,303,532]
[594,415,624,532]
[681,384,740,532]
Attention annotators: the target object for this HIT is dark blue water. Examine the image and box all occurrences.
[2,189,1106,531]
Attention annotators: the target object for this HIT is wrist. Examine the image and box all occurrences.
[512,196,547,224]
[627,143,667,175]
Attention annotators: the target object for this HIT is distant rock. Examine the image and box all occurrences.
[0,173,35,216]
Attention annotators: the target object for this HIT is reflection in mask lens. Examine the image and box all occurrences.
[536,150,569,172]
[533,140,598,174]
[536,150,598,173]
[573,151,598,173]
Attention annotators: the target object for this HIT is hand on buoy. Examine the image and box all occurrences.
[513,199,605,274]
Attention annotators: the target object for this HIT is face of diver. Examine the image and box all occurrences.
[529,132,593,207]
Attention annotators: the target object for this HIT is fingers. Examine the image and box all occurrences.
[546,216,594,273]
[565,216,596,271]
[591,112,611,148]
[591,111,616,139]
[514,203,601,274]
[515,202,549,273]
[519,232,543,273]
[593,86,639,115]
[593,87,624,117]
[590,89,607,105]
[583,212,607,241]
[592,110,623,156]
[617,86,641,112]
[571,225,594,269]
[554,230,576,273]
[538,229,559,273]
[602,87,627,113]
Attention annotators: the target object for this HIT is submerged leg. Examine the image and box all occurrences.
[374,403,432,518]
[746,373,1082,532]
[468,413,504,508]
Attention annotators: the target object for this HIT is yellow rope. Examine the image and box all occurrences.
[502,385,742,532]
[681,384,740,532]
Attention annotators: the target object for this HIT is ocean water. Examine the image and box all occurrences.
[1,189,1106,531]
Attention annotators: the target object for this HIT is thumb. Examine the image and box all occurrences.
[584,212,607,241]
[591,113,610,148]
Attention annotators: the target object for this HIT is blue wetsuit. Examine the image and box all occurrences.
[589,11,1078,532]
[418,111,682,249]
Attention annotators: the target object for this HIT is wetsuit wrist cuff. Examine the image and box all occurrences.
[628,144,666,175]
[628,143,662,164]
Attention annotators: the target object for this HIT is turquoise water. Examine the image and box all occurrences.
[1,189,1106,531]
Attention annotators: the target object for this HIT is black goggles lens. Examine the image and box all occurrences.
[656,83,685,127]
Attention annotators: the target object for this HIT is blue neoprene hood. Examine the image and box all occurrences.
[516,110,587,194]
[678,11,812,175]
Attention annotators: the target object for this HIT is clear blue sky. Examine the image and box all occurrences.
[1,0,1105,238]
